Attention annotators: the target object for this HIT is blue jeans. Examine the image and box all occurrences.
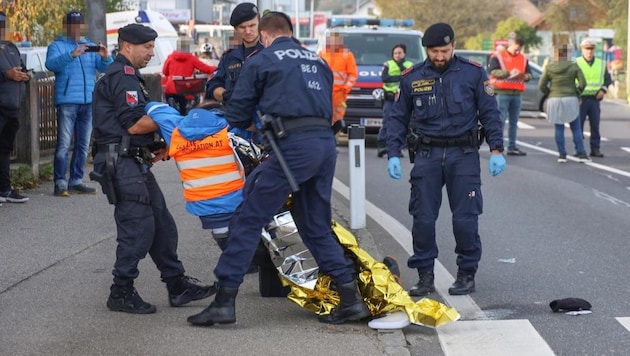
[555,118,586,156]
[54,104,92,187]
[497,94,522,150]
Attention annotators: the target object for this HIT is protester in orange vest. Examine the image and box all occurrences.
[488,37,532,156]
[144,101,246,252]
[318,32,358,130]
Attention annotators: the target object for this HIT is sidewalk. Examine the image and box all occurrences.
[0,161,410,356]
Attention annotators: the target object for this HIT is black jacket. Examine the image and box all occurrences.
[0,41,27,110]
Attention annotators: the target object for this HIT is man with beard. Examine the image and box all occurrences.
[386,23,506,297]
[91,23,214,314]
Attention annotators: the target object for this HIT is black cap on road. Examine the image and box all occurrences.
[422,23,455,47]
[118,24,158,44]
[230,2,259,27]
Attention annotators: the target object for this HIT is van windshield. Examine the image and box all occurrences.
[340,33,424,66]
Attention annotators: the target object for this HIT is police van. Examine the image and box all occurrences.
[318,18,425,133]
[106,10,179,74]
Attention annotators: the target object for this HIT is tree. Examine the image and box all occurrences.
[1,0,131,46]
[463,32,492,51]
[494,18,542,52]
[374,0,510,46]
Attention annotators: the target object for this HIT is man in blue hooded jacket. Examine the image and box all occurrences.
[46,10,113,197]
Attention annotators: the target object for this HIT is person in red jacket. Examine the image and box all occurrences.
[162,50,216,114]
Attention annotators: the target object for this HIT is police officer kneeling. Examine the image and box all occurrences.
[91,24,214,314]
[386,23,506,296]
[187,11,370,326]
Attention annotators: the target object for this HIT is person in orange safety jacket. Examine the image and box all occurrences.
[162,51,217,115]
[145,100,245,251]
[317,32,358,128]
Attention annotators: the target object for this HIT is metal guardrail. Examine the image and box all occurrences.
[10,74,56,161]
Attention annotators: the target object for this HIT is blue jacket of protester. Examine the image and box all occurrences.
[45,36,113,105]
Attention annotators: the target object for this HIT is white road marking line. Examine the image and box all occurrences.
[437,320,554,355]
[616,317,630,332]
[516,141,630,178]
[333,178,484,320]
[506,120,536,129]
[621,147,630,153]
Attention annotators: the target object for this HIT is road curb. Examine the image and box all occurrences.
[331,196,411,356]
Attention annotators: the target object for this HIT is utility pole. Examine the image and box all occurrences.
[87,0,107,45]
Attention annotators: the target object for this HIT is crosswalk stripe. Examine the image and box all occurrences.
[437,320,555,355]
[616,317,630,332]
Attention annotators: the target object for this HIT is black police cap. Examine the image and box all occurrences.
[118,23,158,44]
[230,2,259,27]
[422,23,455,47]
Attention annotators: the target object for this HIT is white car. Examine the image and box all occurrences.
[19,46,50,76]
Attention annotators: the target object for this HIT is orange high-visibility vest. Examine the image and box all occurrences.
[169,126,244,202]
[319,48,358,123]
[319,49,358,93]
[490,50,527,91]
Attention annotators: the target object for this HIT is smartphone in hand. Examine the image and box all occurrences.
[85,45,101,52]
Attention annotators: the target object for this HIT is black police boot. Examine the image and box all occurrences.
[448,270,476,295]
[212,231,229,251]
[167,276,216,307]
[408,271,435,296]
[318,281,371,324]
[107,284,156,314]
[187,285,238,326]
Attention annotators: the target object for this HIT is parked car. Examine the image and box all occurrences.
[19,46,50,77]
[455,49,546,112]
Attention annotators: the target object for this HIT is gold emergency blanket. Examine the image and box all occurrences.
[264,217,460,328]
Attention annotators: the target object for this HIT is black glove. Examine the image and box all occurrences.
[222,89,232,102]
[146,140,167,152]
[549,298,592,312]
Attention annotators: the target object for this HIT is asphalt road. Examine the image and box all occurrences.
[334,99,630,355]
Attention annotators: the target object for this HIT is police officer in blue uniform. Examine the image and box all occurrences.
[205,2,263,105]
[92,24,213,314]
[187,11,370,327]
[386,23,506,296]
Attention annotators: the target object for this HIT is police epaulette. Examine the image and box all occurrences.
[465,58,482,68]
[124,65,135,75]
[401,65,415,76]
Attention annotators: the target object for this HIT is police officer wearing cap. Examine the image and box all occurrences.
[187,11,370,327]
[386,22,506,296]
[92,23,213,315]
[205,2,264,105]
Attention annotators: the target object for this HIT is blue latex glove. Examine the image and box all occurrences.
[488,154,506,176]
[387,157,402,179]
